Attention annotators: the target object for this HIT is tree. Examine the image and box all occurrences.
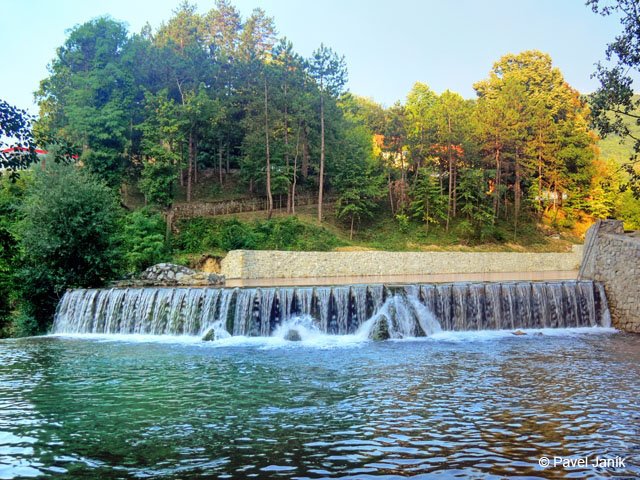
[588,0,640,197]
[410,167,447,232]
[404,83,438,173]
[203,0,242,58]
[138,90,183,208]
[474,50,595,230]
[309,44,347,222]
[430,91,473,230]
[120,208,167,273]
[0,174,31,336]
[0,100,38,176]
[333,123,383,239]
[456,168,494,241]
[16,163,122,330]
[382,102,408,214]
[35,17,135,187]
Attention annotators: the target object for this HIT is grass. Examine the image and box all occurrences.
[168,205,577,268]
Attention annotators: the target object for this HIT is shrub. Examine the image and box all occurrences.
[15,163,122,330]
[121,208,168,273]
[9,309,39,337]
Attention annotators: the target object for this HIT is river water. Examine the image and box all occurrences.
[1,329,639,479]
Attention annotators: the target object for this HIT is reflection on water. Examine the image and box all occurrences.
[1,332,639,479]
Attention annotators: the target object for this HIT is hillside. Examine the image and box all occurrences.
[597,94,640,165]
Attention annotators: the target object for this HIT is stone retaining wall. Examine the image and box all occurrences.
[170,194,335,220]
[579,220,640,333]
[221,246,583,280]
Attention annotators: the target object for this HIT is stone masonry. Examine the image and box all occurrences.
[579,220,640,333]
[114,263,225,287]
[221,247,583,280]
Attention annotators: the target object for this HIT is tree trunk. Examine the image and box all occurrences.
[193,141,198,185]
[538,138,543,215]
[179,145,185,187]
[446,147,453,232]
[388,170,395,215]
[218,143,223,186]
[292,124,301,215]
[165,210,174,244]
[493,146,501,220]
[301,124,310,179]
[445,116,453,232]
[265,76,273,220]
[318,92,325,222]
[284,83,291,214]
[187,132,194,203]
[514,147,521,239]
[350,215,354,240]
[452,166,457,217]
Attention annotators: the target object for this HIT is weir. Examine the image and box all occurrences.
[52,280,611,339]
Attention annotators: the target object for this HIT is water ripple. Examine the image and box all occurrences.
[0,332,638,478]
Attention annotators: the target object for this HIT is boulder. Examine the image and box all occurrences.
[284,329,302,341]
[202,327,216,341]
[370,317,390,341]
[113,263,225,287]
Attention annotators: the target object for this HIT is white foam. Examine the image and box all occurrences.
[46,326,618,348]
[426,326,618,343]
[47,333,203,344]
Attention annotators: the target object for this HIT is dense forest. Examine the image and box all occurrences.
[1,0,639,336]
[30,1,636,231]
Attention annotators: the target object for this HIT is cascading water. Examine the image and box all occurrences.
[52,281,612,340]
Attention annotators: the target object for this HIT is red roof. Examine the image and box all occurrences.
[1,147,48,155]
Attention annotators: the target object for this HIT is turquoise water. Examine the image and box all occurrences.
[1,330,639,479]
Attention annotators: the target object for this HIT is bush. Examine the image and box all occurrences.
[16,163,122,330]
[0,173,31,337]
[121,208,168,273]
[173,216,345,254]
[9,309,39,338]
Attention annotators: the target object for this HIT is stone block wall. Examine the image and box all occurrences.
[170,194,335,221]
[579,220,640,332]
[221,247,583,280]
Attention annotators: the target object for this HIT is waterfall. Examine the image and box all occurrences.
[52,281,612,339]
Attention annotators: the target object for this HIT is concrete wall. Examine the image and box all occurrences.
[579,220,640,333]
[221,246,583,280]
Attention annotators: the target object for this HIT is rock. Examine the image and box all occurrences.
[284,329,302,341]
[371,317,390,341]
[512,330,527,336]
[202,328,216,341]
[206,273,225,285]
[114,263,226,287]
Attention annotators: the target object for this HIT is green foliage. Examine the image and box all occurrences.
[333,122,383,238]
[410,168,447,230]
[588,0,640,197]
[0,174,32,336]
[120,208,168,273]
[139,156,177,208]
[173,216,345,254]
[15,163,122,329]
[8,309,39,338]
[456,168,495,241]
[35,17,134,187]
[0,99,38,175]
[617,190,640,229]
[394,213,410,233]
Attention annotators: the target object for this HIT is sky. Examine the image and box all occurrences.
[0,0,624,115]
